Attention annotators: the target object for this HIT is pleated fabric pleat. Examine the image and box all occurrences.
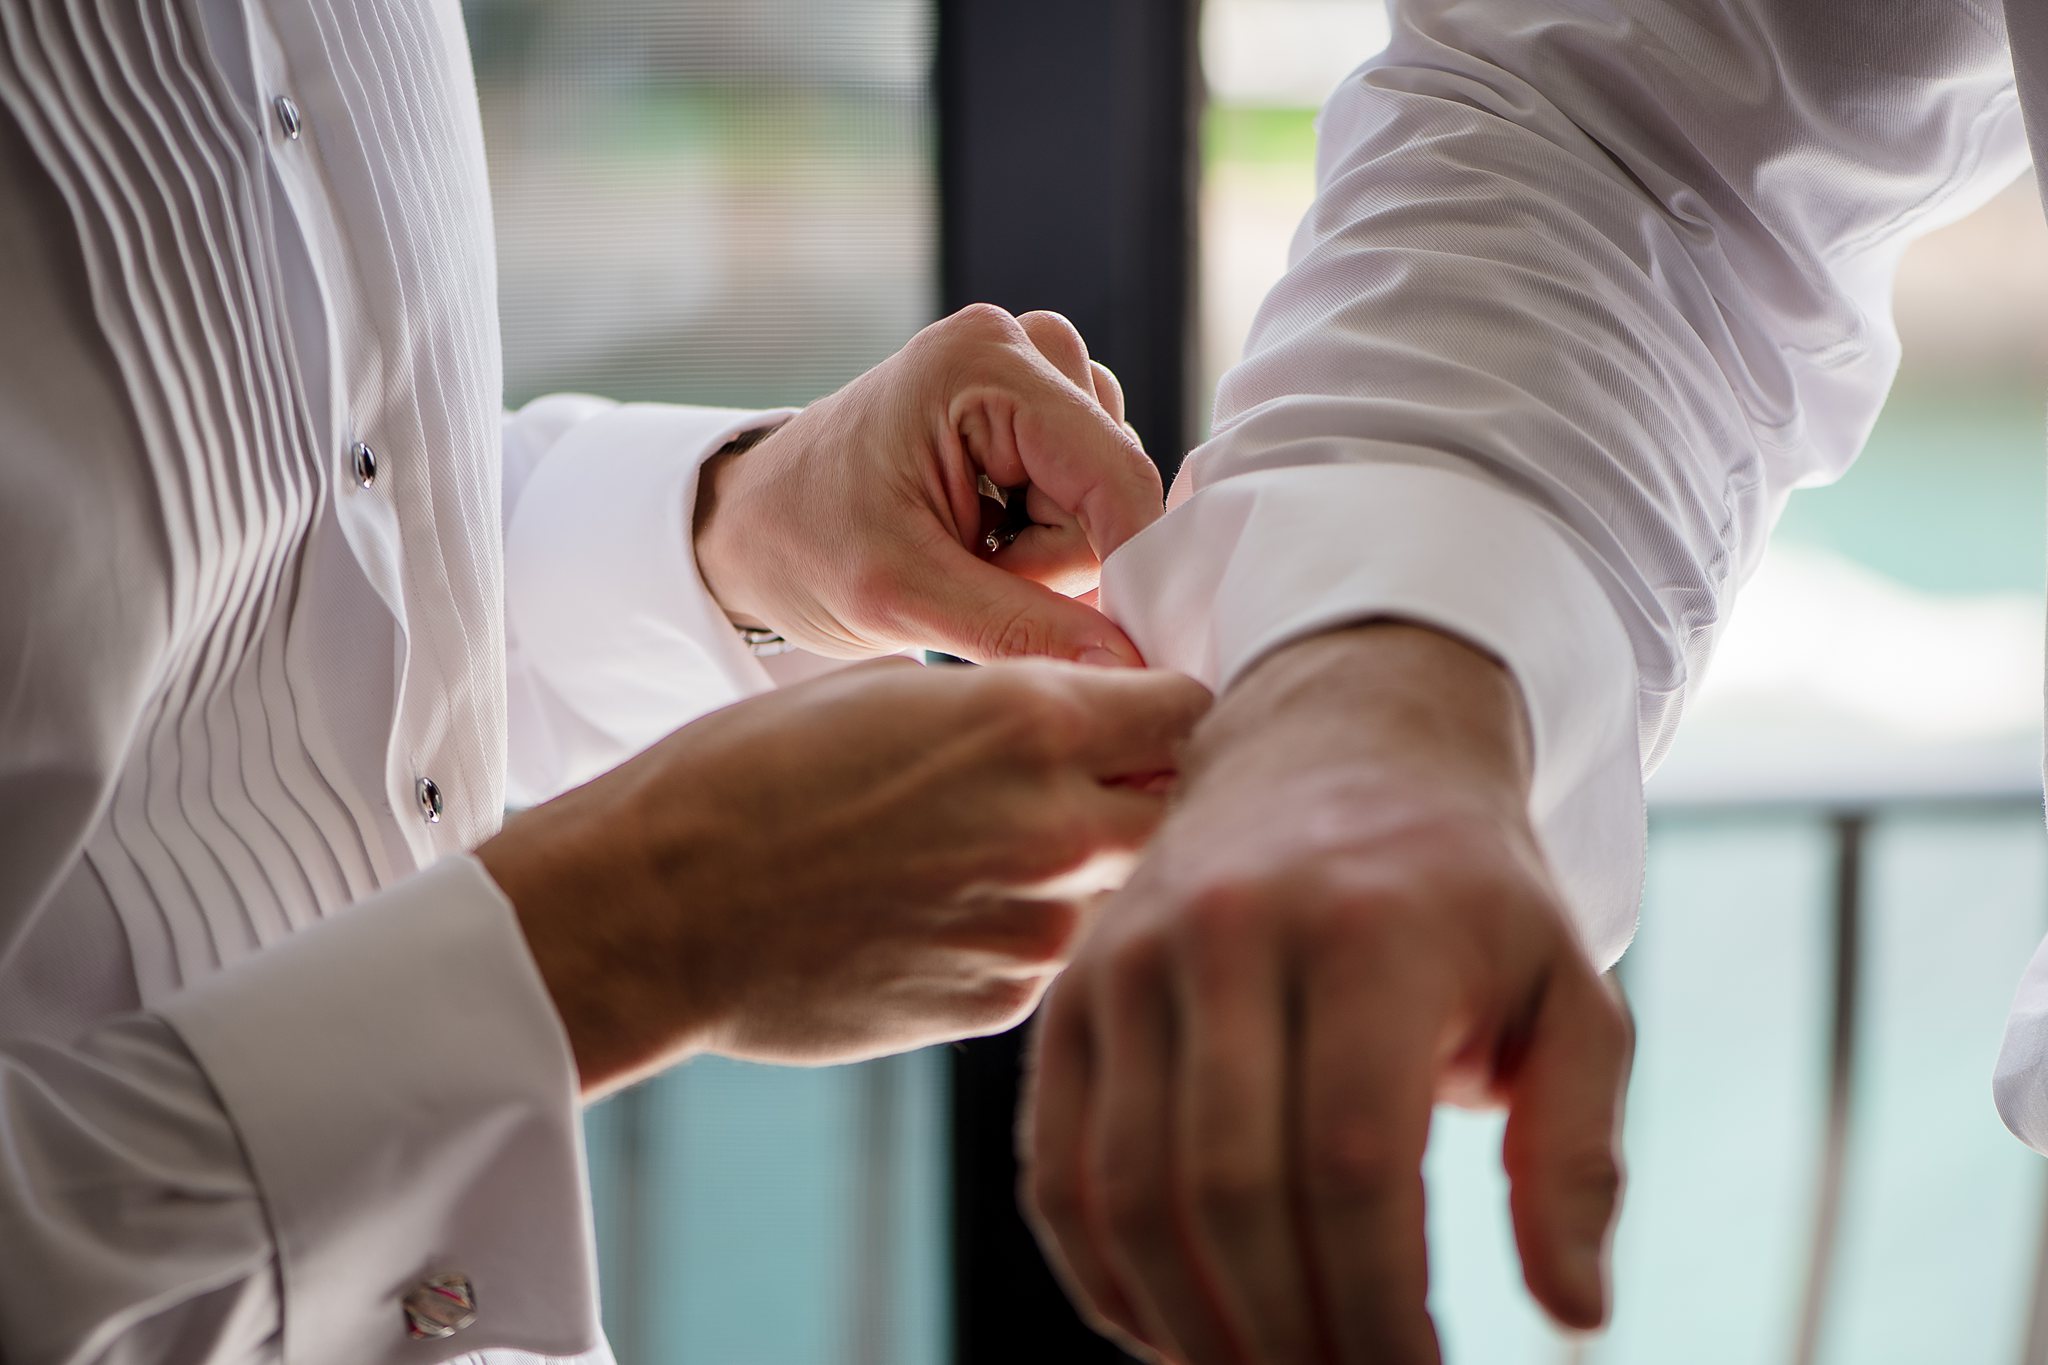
[0,0,508,1004]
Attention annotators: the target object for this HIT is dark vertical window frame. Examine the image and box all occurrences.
[937,3,1203,1360]
[937,0,1204,484]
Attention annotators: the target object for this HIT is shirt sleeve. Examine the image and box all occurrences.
[499,395,814,807]
[1103,0,2030,966]
[0,857,599,1365]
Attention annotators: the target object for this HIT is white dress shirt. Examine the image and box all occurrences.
[1105,0,2048,1145]
[0,3,793,1361]
[11,2,2048,1364]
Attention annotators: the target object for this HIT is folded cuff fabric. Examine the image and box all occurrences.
[501,398,799,804]
[1103,461,1646,968]
[157,855,597,1365]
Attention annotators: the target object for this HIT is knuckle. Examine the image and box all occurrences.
[1017,309,1090,368]
[1556,1148,1625,1210]
[1089,359,1124,401]
[1588,983,1635,1060]
[1102,932,1170,999]
[944,301,1023,338]
[1305,1122,1408,1203]
[1119,439,1165,493]
[961,977,1046,1032]
[1095,1167,1173,1245]
[1303,886,1425,960]
[1181,878,1268,938]
[1184,1154,1271,1230]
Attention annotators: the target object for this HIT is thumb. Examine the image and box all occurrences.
[967,373,1165,561]
[1502,966,1632,1332]
[899,544,1145,667]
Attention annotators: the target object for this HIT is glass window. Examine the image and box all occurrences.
[465,4,947,1362]
[470,0,936,412]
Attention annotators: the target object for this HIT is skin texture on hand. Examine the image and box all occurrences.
[477,658,1212,1097]
[693,304,1161,666]
[1022,623,1633,1364]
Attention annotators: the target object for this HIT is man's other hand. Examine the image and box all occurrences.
[692,304,1161,666]
[480,658,1211,1095]
[1023,624,1633,1363]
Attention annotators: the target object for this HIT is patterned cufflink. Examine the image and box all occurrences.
[403,1273,478,1340]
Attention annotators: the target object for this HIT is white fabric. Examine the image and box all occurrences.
[14,1,2048,1361]
[1107,1,2048,1123]
[0,1,783,1361]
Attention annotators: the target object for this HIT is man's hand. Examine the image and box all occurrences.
[1022,624,1632,1363]
[693,304,1160,665]
[479,658,1211,1095]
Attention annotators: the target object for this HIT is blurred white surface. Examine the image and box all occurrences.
[1650,545,2044,807]
[1202,0,1389,106]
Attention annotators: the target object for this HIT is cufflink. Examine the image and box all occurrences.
[736,623,795,657]
[403,1273,477,1340]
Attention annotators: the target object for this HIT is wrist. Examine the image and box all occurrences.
[692,426,783,631]
[1195,622,1534,813]
[478,787,725,1096]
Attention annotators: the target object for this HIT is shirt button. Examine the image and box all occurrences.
[415,776,444,825]
[273,94,302,141]
[350,440,379,489]
[402,1273,476,1340]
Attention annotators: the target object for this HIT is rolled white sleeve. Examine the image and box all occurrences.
[1106,0,2028,965]
[498,396,798,806]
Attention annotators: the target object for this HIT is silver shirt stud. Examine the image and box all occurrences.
[351,440,378,489]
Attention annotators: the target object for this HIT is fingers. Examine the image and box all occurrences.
[1503,964,1632,1330]
[1296,945,1446,1365]
[1090,360,1128,424]
[1087,938,1234,1364]
[1016,311,1128,427]
[954,311,1162,558]
[994,520,1102,599]
[1024,978,1151,1354]
[1018,311,1096,393]
[936,896,1090,972]
[1042,665,1214,778]
[1000,783,1175,903]
[993,484,1100,598]
[1172,911,1320,1364]
[1001,387,1163,560]
[1001,314,1141,581]
[899,546,1147,666]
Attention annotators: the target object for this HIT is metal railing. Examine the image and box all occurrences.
[1639,788,2047,1365]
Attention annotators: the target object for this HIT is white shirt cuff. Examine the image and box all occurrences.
[155,855,598,1365]
[1996,931,2048,1154]
[1102,462,1646,967]
[503,401,797,794]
